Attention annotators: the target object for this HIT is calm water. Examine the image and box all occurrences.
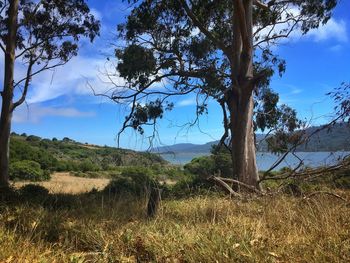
[160,152,350,171]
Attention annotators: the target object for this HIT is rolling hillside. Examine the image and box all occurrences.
[10,133,167,173]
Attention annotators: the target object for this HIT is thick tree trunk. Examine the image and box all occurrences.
[229,90,260,190]
[227,0,260,189]
[0,0,19,187]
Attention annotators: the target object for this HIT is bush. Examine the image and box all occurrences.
[184,156,215,179]
[104,167,156,196]
[79,160,100,172]
[26,135,41,142]
[9,160,50,181]
[104,177,137,195]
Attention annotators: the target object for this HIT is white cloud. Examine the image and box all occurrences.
[13,104,95,123]
[177,98,197,107]
[290,88,302,95]
[308,19,348,43]
[254,8,348,46]
[23,55,126,104]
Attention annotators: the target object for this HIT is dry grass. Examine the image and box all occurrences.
[0,183,349,262]
[13,172,110,194]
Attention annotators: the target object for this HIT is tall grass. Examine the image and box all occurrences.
[0,186,349,262]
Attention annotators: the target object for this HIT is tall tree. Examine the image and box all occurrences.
[0,0,100,186]
[107,0,336,189]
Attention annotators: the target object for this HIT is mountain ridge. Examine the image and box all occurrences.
[153,123,350,154]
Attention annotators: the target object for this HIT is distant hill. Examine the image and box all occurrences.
[10,133,167,173]
[153,123,350,154]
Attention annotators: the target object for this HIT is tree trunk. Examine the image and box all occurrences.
[227,0,260,190]
[229,90,260,190]
[0,0,19,187]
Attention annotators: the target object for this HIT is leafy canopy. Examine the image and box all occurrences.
[0,0,100,109]
[108,0,336,145]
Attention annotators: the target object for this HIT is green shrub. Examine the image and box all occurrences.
[26,135,41,142]
[79,160,100,172]
[184,156,215,179]
[104,177,137,195]
[10,160,50,181]
[104,167,156,196]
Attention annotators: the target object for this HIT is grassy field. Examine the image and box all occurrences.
[0,175,349,262]
[14,172,110,194]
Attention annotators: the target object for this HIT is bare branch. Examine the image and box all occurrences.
[12,57,34,109]
[212,176,264,195]
[254,0,269,10]
[208,176,242,198]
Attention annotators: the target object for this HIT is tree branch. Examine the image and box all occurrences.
[254,0,269,10]
[178,0,231,56]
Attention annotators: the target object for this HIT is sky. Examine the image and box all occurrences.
[6,0,350,150]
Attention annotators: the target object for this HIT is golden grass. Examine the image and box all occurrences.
[3,174,350,262]
[0,184,349,262]
[13,172,110,194]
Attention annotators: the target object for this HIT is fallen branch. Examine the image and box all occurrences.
[214,177,264,195]
[208,176,242,198]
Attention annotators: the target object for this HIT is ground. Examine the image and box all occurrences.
[0,174,349,262]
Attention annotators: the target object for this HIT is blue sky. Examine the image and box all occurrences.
[8,0,350,150]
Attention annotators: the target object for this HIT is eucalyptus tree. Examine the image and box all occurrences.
[110,0,336,189]
[0,0,100,186]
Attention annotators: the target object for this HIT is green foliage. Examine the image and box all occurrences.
[104,166,156,196]
[184,146,233,179]
[116,44,156,83]
[184,156,215,180]
[9,134,167,179]
[26,135,41,142]
[9,160,50,182]
[0,0,100,67]
[113,0,336,142]
[79,160,100,172]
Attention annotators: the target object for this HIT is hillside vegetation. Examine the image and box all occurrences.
[9,133,166,181]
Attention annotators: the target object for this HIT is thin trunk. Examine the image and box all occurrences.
[0,0,19,187]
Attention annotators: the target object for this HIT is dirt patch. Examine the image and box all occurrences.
[14,172,110,194]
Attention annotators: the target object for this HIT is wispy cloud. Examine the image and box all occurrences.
[177,98,197,107]
[290,88,303,95]
[255,15,348,46]
[307,19,348,43]
[13,104,95,123]
[23,55,126,104]
[329,44,343,52]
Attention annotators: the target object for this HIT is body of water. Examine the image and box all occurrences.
[160,151,350,171]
